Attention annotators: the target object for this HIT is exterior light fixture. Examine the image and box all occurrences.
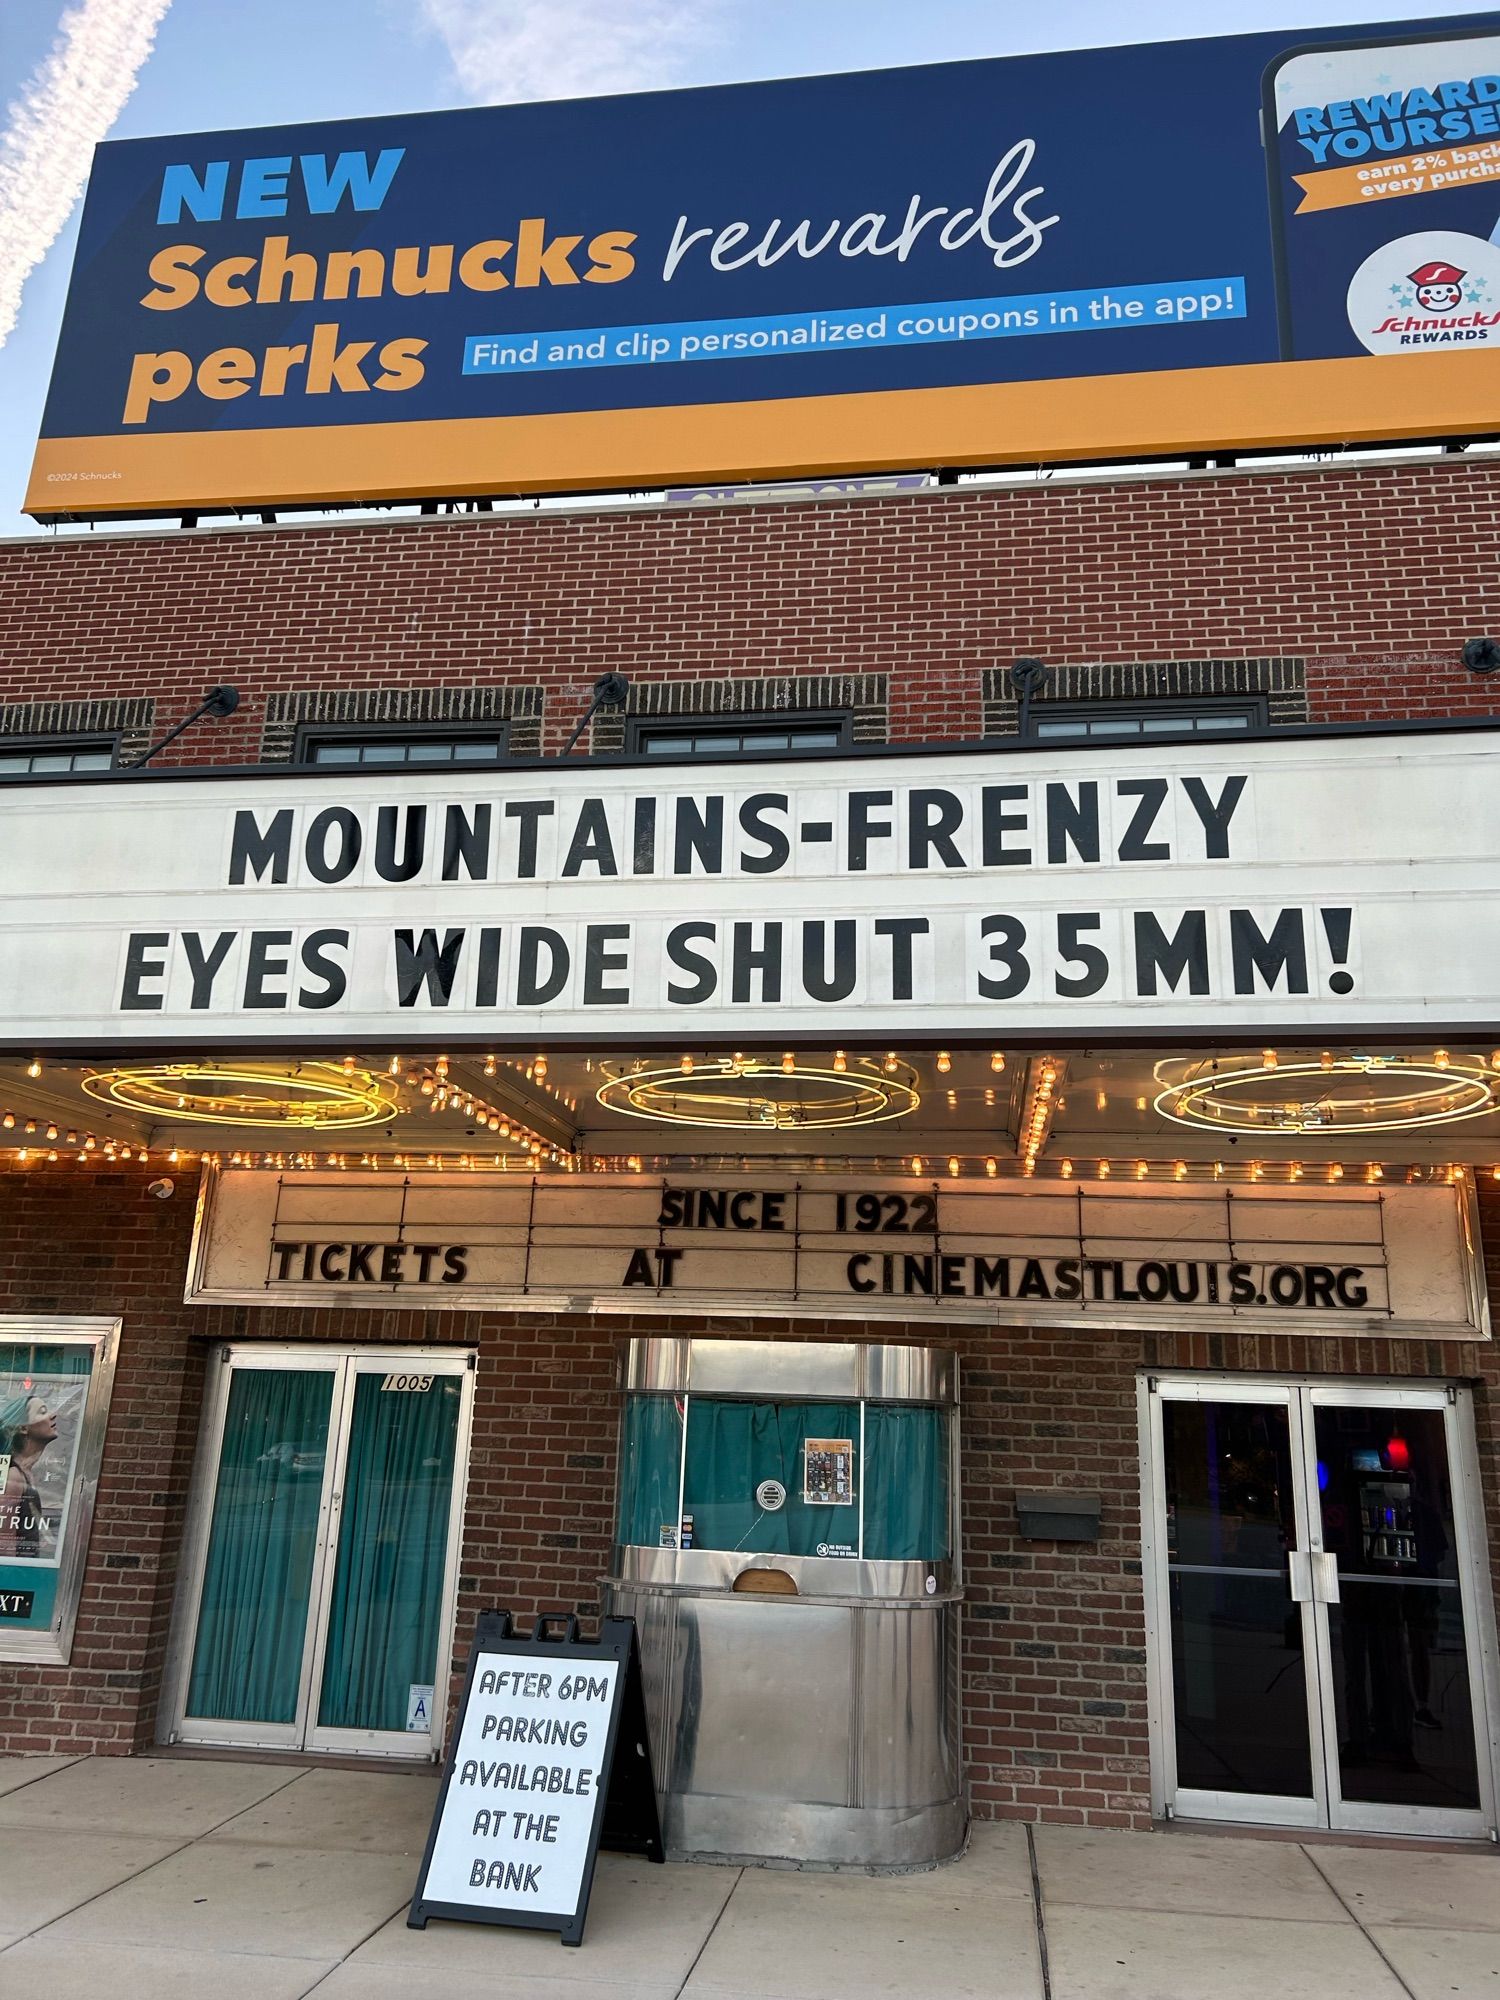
[1153,1052,1500,1136]
[595,1054,919,1130]
[82,1061,401,1130]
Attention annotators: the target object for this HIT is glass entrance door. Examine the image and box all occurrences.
[1145,1376,1495,1838]
[170,1348,472,1758]
[1308,1387,1486,1834]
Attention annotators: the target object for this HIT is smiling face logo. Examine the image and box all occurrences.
[1409,261,1466,313]
[1346,230,1500,354]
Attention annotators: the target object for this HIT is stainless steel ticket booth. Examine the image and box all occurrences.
[606,1337,963,1868]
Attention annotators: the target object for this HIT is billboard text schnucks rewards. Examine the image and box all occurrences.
[26,12,1500,519]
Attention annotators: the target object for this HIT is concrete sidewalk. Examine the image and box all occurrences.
[0,1756,1496,1999]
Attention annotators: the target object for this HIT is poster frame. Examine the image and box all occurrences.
[0,1316,121,1664]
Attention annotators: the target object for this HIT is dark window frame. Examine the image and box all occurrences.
[291,719,512,767]
[1022,695,1270,742]
[624,710,854,759]
[0,732,121,777]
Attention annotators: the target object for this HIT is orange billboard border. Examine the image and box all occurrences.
[25,349,1500,518]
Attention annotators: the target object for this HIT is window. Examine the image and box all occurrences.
[294,726,508,767]
[0,739,116,777]
[628,716,850,757]
[1026,698,1267,743]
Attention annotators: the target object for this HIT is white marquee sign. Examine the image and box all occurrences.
[1,726,1497,1044]
[187,1168,1489,1339]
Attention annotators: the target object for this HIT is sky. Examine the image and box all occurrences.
[0,0,1493,539]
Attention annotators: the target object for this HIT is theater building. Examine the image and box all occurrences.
[2,448,1500,1861]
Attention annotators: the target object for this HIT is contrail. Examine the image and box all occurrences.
[0,0,171,349]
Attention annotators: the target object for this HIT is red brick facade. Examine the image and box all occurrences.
[2,455,1499,1831]
[3,1153,1498,1834]
[2,456,1497,761]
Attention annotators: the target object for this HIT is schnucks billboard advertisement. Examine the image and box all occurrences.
[26,14,1500,520]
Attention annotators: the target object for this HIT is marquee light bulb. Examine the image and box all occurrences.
[1096,1089,1108,1111]
[782,1052,796,1073]
[990,1052,1006,1073]
[680,1054,694,1074]
[25,1058,41,1079]
[936,1051,951,1074]
[883,1051,899,1073]
[1262,1049,1278,1069]
[833,1049,847,1072]
[985,1157,997,1177]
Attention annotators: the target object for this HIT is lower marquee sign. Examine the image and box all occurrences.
[409,1611,662,1947]
[188,1166,1489,1339]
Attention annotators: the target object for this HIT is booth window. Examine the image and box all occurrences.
[628,716,850,758]
[1026,697,1267,742]
[0,737,116,777]
[294,725,509,766]
[0,1317,120,1664]
[617,1392,950,1563]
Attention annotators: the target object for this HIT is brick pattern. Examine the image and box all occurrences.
[980,658,1308,736]
[1,459,1495,767]
[0,695,155,765]
[593,671,889,754]
[259,682,543,760]
[3,1157,1497,1838]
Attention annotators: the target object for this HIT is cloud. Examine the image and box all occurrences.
[418,0,724,104]
[0,0,170,350]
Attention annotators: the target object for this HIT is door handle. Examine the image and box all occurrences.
[1289,1550,1340,1604]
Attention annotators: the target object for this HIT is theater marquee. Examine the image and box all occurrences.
[1,726,1498,1047]
[187,1166,1488,1338]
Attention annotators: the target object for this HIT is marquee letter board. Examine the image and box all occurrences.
[408,1611,663,1947]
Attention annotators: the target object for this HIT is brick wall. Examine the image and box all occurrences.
[2,457,1497,759]
[4,1157,1497,1834]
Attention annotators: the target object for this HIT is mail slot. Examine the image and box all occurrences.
[1016,1489,1104,1542]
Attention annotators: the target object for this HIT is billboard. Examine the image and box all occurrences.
[23,16,1500,518]
[1,724,1498,1045]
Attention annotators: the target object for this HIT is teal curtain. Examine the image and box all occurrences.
[186,1367,333,1722]
[864,1405,950,1561]
[317,1373,461,1732]
[684,1399,860,1556]
[618,1395,685,1546]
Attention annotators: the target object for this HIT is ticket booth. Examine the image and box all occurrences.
[606,1337,962,1868]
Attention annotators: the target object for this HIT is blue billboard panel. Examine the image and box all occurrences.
[26,14,1500,517]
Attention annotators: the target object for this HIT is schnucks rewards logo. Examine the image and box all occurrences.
[1346,227,1500,352]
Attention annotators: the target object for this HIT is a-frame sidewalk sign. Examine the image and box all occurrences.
[408,1610,664,1947]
